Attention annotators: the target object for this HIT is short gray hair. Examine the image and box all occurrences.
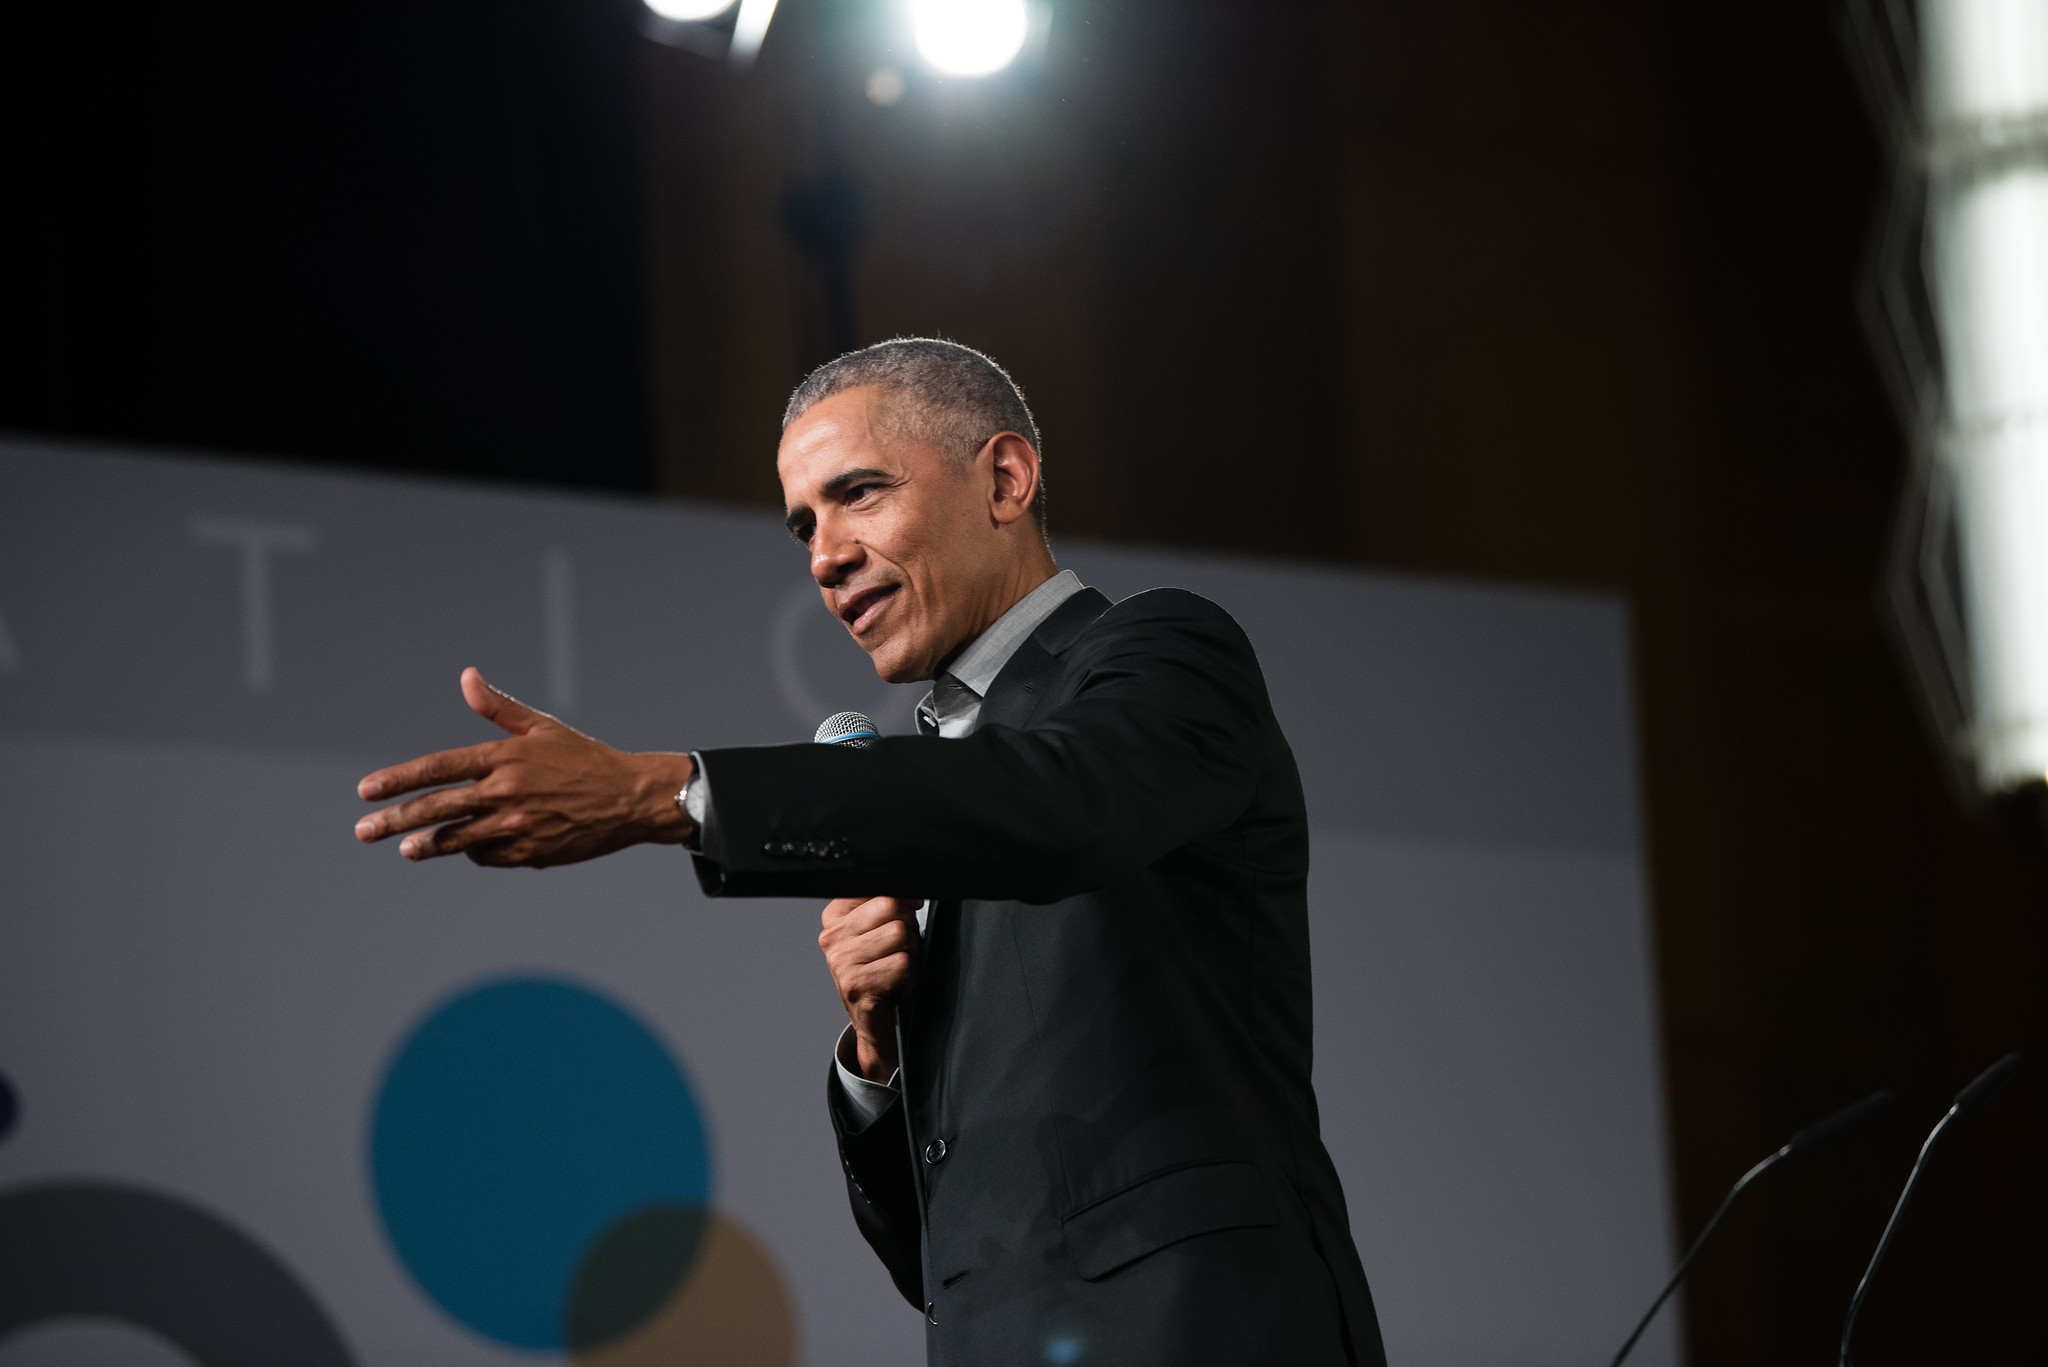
[783,338,1046,532]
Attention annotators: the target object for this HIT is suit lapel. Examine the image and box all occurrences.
[915,588,1109,1117]
[974,586,1110,732]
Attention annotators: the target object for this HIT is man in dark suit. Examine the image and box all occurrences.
[355,339,1386,1367]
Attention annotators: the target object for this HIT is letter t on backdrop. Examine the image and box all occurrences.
[189,516,320,693]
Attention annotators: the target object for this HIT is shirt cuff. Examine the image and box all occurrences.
[832,1023,899,1129]
[683,752,721,861]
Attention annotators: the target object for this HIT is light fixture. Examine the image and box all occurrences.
[728,0,779,66]
[1927,0,2048,791]
[638,0,777,69]
[643,0,735,22]
[1849,0,2048,801]
[911,0,1029,77]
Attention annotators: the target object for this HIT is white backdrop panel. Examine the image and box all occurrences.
[0,440,1677,1367]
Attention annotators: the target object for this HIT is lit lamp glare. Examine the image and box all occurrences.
[1923,0,2048,788]
[911,0,1028,77]
[643,0,736,21]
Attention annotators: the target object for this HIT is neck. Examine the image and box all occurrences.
[936,550,1059,676]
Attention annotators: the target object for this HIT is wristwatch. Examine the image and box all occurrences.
[674,758,709,852]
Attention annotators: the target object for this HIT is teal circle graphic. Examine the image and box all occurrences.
[369,978,711,1351]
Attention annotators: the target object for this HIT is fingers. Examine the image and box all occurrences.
[393,807,529,862]
[853,916,917,960]
[354,784,492,843]
[355,669,548,801]
[820,910,917,960]
[462,667,549,737]
[820,896,868,927]
[820,895,917,937]
[839,950,917,1004]
[822,914,918,999]
[357,744,495,802]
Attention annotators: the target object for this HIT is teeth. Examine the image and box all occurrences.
[843,586,892,625]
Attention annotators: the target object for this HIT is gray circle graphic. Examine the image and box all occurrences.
[0,1316,202,1366]
[769,581,912,733]
[0,1184,354,1367]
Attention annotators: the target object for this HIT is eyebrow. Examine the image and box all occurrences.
[784,467,895,536]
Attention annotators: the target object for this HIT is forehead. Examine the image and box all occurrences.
[779,387,885,481]
[777,385,946,504]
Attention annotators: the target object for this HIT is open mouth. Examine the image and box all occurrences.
[837,583,900,635]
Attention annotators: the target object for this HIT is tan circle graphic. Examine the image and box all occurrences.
[573,1211,797,1367]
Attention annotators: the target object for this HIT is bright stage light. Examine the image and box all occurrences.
[911,0,1028,77]
[1923,0,2048,789]
[643,0,735,22]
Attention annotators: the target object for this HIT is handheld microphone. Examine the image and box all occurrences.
[1838,1053,2020,1367]
[1610,1089,1892,1367]
[816,711,879,749]
[816,709,934,1319]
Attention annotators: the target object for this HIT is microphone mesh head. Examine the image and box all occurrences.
[815,711,879,749]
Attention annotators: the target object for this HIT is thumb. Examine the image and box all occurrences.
[461,667,547,736]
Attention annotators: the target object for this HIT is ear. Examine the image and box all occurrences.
[981,432,1041,527]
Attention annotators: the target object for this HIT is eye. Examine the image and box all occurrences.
[844,483,877,504]
[788,518,814,546]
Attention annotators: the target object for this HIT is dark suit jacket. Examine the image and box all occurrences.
[693,587,1387,1367]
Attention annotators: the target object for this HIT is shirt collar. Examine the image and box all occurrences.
[942,569,1086,699]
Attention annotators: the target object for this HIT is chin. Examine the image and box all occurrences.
[862,638,932,686]
[869,658,925,686]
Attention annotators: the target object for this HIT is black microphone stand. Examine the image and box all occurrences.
[1838,1053,2020,1367]
[1610,1090,1892,1367]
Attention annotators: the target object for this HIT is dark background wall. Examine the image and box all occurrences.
[1,0,649,489]
[3,0,2042,1362]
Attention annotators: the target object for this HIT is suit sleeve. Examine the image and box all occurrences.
[690,590,1270,902]
[827,1063,925,1310]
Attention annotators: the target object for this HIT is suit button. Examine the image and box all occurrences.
[923,1138,947,1164]
[925,1300,937,1325]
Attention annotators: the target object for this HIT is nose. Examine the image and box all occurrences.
[810,520,862,587]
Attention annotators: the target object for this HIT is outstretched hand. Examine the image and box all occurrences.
[354,667,696,868]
